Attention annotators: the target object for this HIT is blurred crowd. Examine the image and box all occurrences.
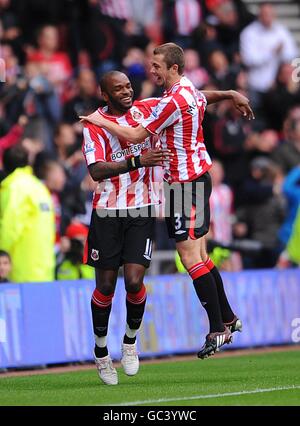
[0,0,300,283]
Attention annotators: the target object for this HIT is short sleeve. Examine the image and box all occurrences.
[198,90,207,109]
[82,124,106,166]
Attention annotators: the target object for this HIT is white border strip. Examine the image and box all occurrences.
[108,385,300,406]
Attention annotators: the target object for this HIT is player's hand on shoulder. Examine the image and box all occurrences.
[79,110,103,127]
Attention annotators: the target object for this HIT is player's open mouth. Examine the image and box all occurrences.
[122,97,132,102]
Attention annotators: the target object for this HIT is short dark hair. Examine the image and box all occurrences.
[3,145,29,174]
[153,43,185,74]
[99,71,126,94]
[0,250,11,260]
[34,154,58,180]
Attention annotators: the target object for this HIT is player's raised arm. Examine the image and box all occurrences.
[80,111,149,144]
[201,90,255,120]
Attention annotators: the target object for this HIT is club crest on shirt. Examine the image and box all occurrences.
[91,249,99,261]
[131,107,144,123]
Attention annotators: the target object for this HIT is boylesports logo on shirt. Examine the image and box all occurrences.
[111,140,151,161]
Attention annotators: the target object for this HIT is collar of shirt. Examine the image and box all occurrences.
[165,79,182,96]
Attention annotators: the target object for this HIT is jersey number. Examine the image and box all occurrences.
[175,213,182,230]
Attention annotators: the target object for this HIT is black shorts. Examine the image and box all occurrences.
[84,206,156,270]
[164,172,212,242]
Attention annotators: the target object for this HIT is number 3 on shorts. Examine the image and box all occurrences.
[174,213,182,230]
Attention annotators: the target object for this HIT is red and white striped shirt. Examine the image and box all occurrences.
[142,76,212,183]
[82,99,161,210]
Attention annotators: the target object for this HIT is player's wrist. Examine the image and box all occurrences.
[127,155,142,171]
[228,90,235,100]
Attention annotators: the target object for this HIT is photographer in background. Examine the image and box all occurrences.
[56,221,94,280]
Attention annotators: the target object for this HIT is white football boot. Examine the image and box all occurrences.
[94,353,118,385]
[121,343,139,376]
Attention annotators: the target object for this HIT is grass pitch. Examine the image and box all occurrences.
[0,350,299,406]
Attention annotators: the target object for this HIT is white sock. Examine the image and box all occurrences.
[94,334,107,348]
[125,323,138,339]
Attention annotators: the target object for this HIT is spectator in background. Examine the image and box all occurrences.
[240,3,298,111]
[184,48,209,89]
[122,47,147,99]
[235,157,285,268]
[162,0,202,49]
[0,114,28,168]
[0,0,24,66]
[15,0,92,70]
[34,156,67,250]
[0,41,23,126]
[207,49,238,89]
[0,0,19,36]
[63,68,100,125]
[0,145,55,282]
[56,221,94,280]
[209,159,234,245]
[54,122,78,164]
[206,0,254,59]
[27,24,73,98]
[124,0,162,47]
[52,123,87,233]
[211,95,254,192]
[15,0,65,46]
[209,159,242,271]
[278,166,300,248]
[0,250,12,283]
[264,62,300,132]
[191,17,223,69]
[282,106,300,139]
[21,134,44,166]
[86,0,131,74]
[0,60,62,152]
[271,118,300,174]
[54,122,86,183]
[244,128,279,156]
